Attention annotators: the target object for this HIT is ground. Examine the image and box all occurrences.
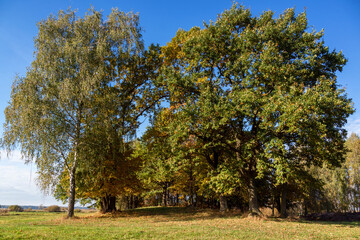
[0,207,359,239]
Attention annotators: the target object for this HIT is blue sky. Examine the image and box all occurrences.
[0,0,359,206]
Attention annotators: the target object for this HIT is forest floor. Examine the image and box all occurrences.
[0,207,359,239]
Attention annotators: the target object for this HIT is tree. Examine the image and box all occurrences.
[160,4,353,215]
[2,8,144,218]
[344,133,360,211]
[139,109,178,207]
[139,108,211,208]
[170,135,211,207]
[57,43,163,213]
[316,133,360,213]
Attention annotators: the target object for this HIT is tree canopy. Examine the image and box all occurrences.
[2,7,155,217]
[1,3,354,217]
[158,4,353,214]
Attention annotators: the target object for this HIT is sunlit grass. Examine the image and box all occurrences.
[0,207,359,239]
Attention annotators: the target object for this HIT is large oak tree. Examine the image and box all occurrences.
[160,4,353,214]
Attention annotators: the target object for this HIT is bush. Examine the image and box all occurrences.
[24,208,32,212]
[44,205,61,212]
[0,209,9,215]
[8,205,23,212]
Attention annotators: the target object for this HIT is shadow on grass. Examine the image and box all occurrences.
[266,216,360,228]
[101,206,244,222]
[90,206,360,227]
[296,219,360,227]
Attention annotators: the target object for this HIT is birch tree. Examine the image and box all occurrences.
[2,8,144,218]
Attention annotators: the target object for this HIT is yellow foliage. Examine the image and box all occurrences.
[197,77,207,85]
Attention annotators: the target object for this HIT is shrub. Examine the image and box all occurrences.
[24,208,32,212]
[8,205,23,212]
[44,205,61,212]
[0,209,9,215]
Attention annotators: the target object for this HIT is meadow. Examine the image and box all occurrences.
[0,207,360,239]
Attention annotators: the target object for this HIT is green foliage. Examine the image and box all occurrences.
[158,3,353,212]
[311,133,360,213]
[45,9,162,212]
[1,3,354,214]
[1,7,156,217]
[207,166,242,196]
[344,133,360,210]
[8,205,23,212]
[138,110,179,204]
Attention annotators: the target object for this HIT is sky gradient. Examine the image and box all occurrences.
[0,0,359,206]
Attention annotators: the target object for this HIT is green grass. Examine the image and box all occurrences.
[1,207,360,239]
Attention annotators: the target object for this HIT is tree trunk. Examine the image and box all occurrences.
[170,194,174,206]
[176,194,179,205]
[101,195,117,213]
[189,180,195,206]
[67,106,81,218]
[157,194,161,206]
[126,196,131,209]
[197,195,203,208]
[219,195,228,212]
[304,199,308,216]
[131,195,135,209]
[162,184,167,207]
[272,194,275,217]
[280,186,287,218]
[67,166,76,218]
[248,177,261,216]
[166,187,170,206]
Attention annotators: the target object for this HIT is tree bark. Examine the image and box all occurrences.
[101,195,117,213]
[131,195,136,209]
[162,183,168,207]
[303,199,308,216]
[272,194,275,217]
[67,166,76,218]
[126,196,131,209]
[170,194,174,206]
[280,186,287,218]
[219,195,228,212]
[248,177,262,216]
[67,105,82,218]
[176,194,179,205]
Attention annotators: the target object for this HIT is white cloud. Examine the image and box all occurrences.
[0,149,26,163]
[345,117,360,136]
[0,164,35,189]
[0,153,64,206]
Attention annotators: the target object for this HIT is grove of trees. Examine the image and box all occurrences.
[1,4,356,218]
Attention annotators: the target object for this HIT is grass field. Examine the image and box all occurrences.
[1,207,360,239]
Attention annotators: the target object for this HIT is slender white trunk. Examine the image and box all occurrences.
[67,165,76,218]
[67,106,81,218]
[67,147,77,218]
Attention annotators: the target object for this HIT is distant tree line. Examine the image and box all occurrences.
[1,4,354,218]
